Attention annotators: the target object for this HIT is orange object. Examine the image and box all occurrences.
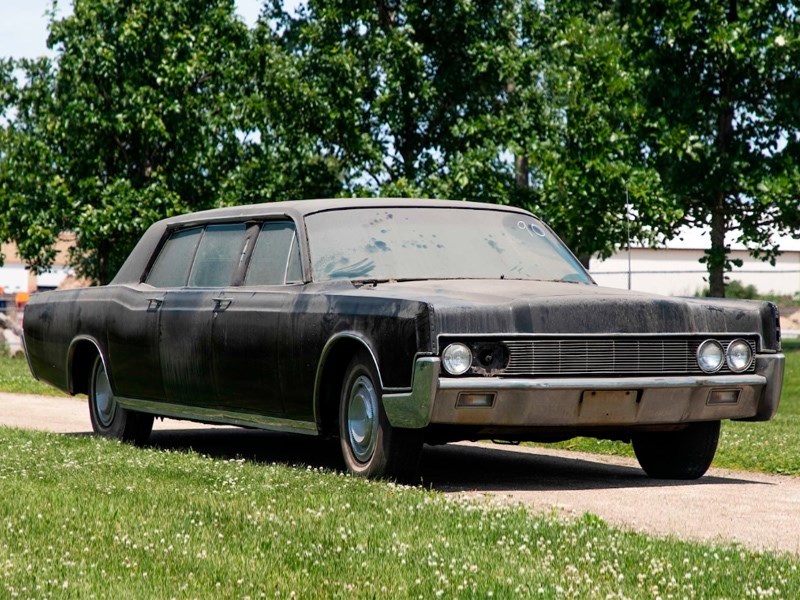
[15,292,29,306]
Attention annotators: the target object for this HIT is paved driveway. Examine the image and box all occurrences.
[2,392,799,555]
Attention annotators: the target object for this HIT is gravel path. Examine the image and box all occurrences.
[2,392,799,555]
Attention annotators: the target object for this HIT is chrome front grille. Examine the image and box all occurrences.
[501,337,756,376]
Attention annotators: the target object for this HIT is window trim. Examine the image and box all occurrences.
[142,225,204,289]
[243,220,305,287]
[142,217,307,289]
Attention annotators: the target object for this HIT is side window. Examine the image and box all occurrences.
[146,227,203,288]
[188,223,248,287]
[245,222,303,286]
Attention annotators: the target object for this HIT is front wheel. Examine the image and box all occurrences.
[88,356,153,445]
[339,352,423,482]
[632,421,721,480]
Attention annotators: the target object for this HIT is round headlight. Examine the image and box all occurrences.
[442,343,473,375]
[726,339,753,372]
[697,340,724,373]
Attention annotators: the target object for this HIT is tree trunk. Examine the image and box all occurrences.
[515,154,529,190]
[707,196,727,297]
[97,238,110,286]
[705,0,738,298]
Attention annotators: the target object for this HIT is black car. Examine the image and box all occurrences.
[23,199,784,480]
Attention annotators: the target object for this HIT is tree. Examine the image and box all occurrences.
[255,1,675,268]
[506,3,676,266]
[258,0,521,197]
[419,2,675,267]
[622,0,800,296]
[0,0,250,283]
[0,56,66,273]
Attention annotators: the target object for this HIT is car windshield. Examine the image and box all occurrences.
[305,206,592,284]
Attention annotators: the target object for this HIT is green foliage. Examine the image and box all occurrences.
[1,1,798,287]
[0,56,65,274]
[1,427,798,597]
[0,0,250,283]
[513,5,677,264]
[621,0,800,296]
[255,2,681,265]
[259,0,521,199]
[700,279,759,300]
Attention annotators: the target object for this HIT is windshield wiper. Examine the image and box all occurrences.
[351,277,435,287]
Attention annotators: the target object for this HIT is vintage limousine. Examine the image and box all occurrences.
[23,199,784,480]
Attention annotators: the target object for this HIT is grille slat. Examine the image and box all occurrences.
[498,337,756,376]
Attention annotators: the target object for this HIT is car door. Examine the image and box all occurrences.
[211,221,304,417]
[108,226,204,401]
[158,223,249,409]
[105,284,166,401]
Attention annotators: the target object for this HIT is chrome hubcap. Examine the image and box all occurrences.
[94,362,116,427]
[347,375,378,463]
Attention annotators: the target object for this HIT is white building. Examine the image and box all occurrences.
[590,228,800,297]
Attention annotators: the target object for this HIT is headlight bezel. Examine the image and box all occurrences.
[442,343,473,376]
[696,339,725,373]
[726,338,753,373]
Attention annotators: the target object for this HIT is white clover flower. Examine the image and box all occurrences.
[775,35,786,47]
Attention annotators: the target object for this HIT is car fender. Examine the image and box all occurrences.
[66,335,106,396]
[313,331,384,431]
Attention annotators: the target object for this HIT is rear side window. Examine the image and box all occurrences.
[145,227,202,288]
[245,222,303,285]
[188,223,248,287]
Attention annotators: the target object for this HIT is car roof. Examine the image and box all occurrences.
[161,197,533,227]
[111,198,536,285]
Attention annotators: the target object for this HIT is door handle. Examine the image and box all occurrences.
[213,297,233,312]
[147,297,163,311]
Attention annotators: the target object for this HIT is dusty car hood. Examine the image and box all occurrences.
[340,279,778,341]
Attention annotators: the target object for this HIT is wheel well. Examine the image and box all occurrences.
[70,341,100,396]
[316,338,376,438]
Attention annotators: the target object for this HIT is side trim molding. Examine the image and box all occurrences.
[115,397,319,436]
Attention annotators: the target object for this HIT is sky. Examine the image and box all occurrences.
[0,0,265,59]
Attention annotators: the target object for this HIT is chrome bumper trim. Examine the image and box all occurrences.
[382,357,439,429]
[381,353,784,429]
[438,373,767,391]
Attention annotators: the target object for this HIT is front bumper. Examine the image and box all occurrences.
[382,353,785,429]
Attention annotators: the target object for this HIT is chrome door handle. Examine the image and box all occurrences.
[147,297,163,311]
[213,297,233,311]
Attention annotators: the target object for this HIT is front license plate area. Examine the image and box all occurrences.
[579,390,639,423]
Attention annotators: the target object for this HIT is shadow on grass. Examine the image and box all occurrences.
[135,426,764,493]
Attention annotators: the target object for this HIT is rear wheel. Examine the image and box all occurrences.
[632,421,720,480]
[339,352,423,482]
[88,356,153,445]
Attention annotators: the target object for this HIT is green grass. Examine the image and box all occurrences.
[0,427,797,598]
[0,351,67,396]
[533,338,800,476]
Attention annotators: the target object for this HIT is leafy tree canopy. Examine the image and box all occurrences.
[0,0,250,283]
[259,0,521,197]
[622,0,800,296]
[1,0,797,294]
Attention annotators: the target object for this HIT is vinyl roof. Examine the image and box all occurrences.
[111,198,534,284]
[162,197,531,227]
